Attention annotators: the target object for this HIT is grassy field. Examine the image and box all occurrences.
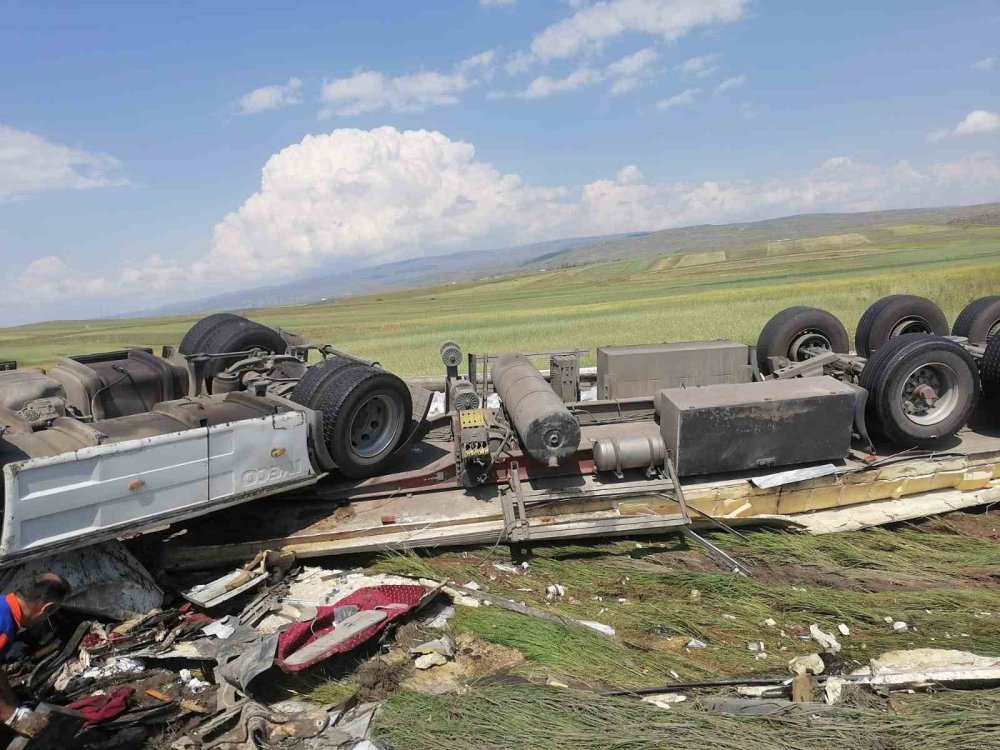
[288,508,1000,749]
[2,223,1000,373]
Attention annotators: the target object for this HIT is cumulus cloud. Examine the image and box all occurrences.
[971,56,995,70]
[320,51,495,116]
[678,54,719,78]
[714,74,746,93]
[530,0,746,60]
[0,124,125,200]
[7,128,1000,320]
[235,78,303,115]
[928,110,1000,141]
[657,88,699,110]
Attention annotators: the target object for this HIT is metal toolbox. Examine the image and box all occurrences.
[597,340,753,399]
[657,376,855,476]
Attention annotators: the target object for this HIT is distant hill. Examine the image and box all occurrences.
[123,235,623,318]
[124,201,1000,317]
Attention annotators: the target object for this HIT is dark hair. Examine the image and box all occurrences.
[22,574,71,606]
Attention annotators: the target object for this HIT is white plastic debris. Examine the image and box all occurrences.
[179,668,210,694]
[546,584,566,598]
[686,638,708,650]
[809,624,841,653]
[788,653,825,676]
[493,563,519,574]
[546,678,569,688]
[463,581,481,591]
[747,641,765,652]
[689,590,701,602]
[893,621,909,632]
[486,393,502,409]
[422,604,456,630]
[579,386,598,402]
[838,623,850,637]
[884,616,894,624]
[760,618,777,628]
[641,693,687,710]
[202,616,238,640]
[721,613,737,621]
[427,390,446,417]
[824,676,847,704]
[82,657,145,681]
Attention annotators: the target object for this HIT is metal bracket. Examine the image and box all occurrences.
[501,461,531,543]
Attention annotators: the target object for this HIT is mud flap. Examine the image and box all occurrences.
[844,382,875,454]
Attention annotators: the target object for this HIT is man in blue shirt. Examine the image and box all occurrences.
[0,573,71,737]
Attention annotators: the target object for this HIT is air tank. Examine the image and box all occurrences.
[592,434,666,475]
[492,353,580,467]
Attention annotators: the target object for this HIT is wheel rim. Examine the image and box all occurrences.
[890,316,932,338]
[986,319,1000,343]
[789,329,832,360]
[899,362,960,426]
[349,393,404,459]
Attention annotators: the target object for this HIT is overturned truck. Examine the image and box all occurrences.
[1,295,999,571]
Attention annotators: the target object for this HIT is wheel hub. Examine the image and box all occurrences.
[789,330,832,361]
[349,394,402,458]
[900,363,959,425]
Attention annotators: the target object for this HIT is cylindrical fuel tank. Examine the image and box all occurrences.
[492,353,580,467]
[593,434,666,474]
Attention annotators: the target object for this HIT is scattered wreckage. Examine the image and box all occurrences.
[1,294,999,746]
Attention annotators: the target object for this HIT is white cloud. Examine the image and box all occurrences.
[714,74,746,93]
[657,88,699,110]
[523,68,604,98]
[971,56,995,70]
[928,110,1000,141]
[0,124,125,200]
[678,54,719,78]
[480,0,516,6]
[320,52,495,116]
[7,128,1000,321]
[235,78,303,115]
[515,48,660,99]
[531,0,746,60]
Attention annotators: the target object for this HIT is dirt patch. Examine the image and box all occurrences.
[356,657,406,701]
[917,510,1000,540]
[402,632,525,695]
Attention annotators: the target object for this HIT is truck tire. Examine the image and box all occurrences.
[981,335,1000,400]
[859,334,979,447]
[290,356,367,414]
[293,362,412,478]
[951,296,1000,345]
[200,317,288,382]
[756,306,850,375]
[178,313,244,355]
[854,295,948,358]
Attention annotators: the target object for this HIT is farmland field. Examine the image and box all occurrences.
[2,223,1000,374]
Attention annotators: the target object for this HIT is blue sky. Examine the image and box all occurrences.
[1,0,998,323]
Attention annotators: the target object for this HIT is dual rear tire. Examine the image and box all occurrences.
[290,357,412,479]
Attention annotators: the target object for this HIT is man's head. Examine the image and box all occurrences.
[18,573,71,628]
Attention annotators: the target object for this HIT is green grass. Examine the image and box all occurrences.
[3,223,1000,373]
[374,685,1000,750]
[365,511,1000,748]
[371,517,1000,689]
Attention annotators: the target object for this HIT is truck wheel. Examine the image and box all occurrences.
[200,317,288,381]
[981,335,1000,400]
[290,356,367,414]
[951,296,1000,345]
[755,306,850,375]
[859,334,979,446]
[178,313,244,355]
[293,362,411,478]
[855,295,948,358]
